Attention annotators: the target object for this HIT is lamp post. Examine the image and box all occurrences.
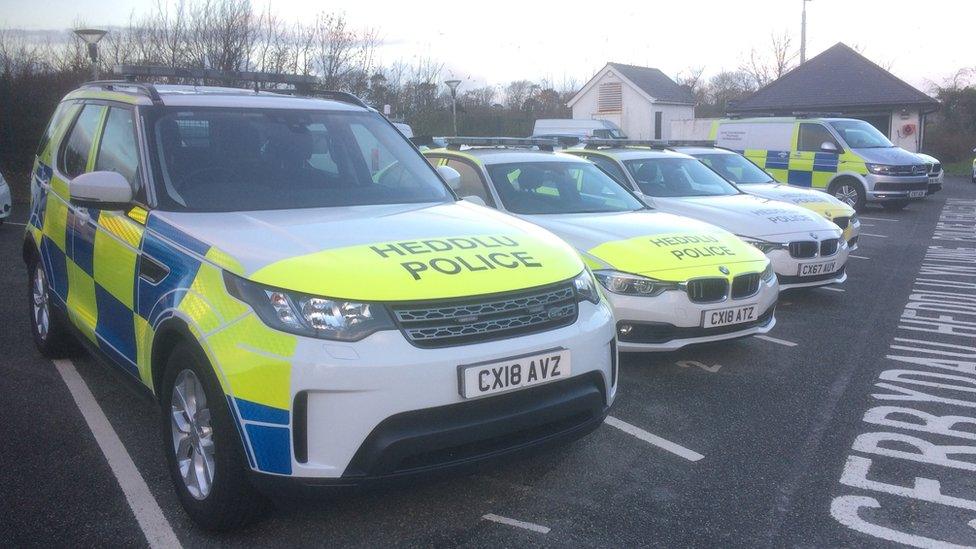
[800,0,811,64]
[73,28,107,80]
[445,79,461,136]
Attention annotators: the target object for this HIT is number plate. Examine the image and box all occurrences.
[798,260,837,277]
[701,304,758,328]
[908,190,926,199]
[459,349,571,399]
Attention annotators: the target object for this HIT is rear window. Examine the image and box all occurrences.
[624,157,739,198]
[145,108,452,212]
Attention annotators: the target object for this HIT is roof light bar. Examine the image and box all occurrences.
[583,139,715,150]
[115,65,318,87]
[444,137,559,151]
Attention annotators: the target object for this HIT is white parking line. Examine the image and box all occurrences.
[859,233,888,238]
[3,221,26,226]
[755,334,798,347]
[604,416,704,462]
[857,216,898,222]
[54,359,181,549]
[858,223,875,227]
[820,287,845,292]
[482,514,550,534]
[850,255,870,260]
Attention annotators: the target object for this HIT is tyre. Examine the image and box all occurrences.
[27,258,76,358]
[830,179,866,212]
[881,200,909,211]
[160,342,271,530]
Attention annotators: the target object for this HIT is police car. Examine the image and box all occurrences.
[914,152,943,195]
[0,170,10,224]
[565,143,850,290]
[24,71,616,529]
[674,145,861,249]
[424,138,778,352]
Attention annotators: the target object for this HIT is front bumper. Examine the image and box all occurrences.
[767,239,850,290]
[927,172,944,195]
[244,300,616,483]
[605,277,778,352]
[864,174,929,202]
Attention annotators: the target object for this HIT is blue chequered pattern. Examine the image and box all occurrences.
[245,424,292,475]
[765,150,791,170]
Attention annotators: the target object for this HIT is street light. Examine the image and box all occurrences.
[445,79,462,136]
[73,28,107,80]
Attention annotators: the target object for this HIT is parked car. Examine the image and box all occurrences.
[532,118,627,140]
[566,144,850,290]
[25,77,616,530]
[711,117,929,211]
[915,152,943,194]
[0,171,10,224]
[675,145,861,249]
[425,138,778,352]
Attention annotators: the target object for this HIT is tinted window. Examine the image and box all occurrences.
[582,154,628,184]
[797,123,840,153]
[60,105,105,178]
[36,102,74,158]
[828,119,894,149]
[95,108,140,189]
[624,157,739,197]
[694,153,774,185]
[486,161,644,214]
[148,108,451,212]
[445,159,493,205]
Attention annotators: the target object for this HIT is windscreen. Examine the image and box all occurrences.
[828,120,894,149]
[694,153,774,185]
[147,108,452,212]
[623,157,739,197]
[485,161,645,215]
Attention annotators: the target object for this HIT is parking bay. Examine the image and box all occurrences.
[0,179,973,547]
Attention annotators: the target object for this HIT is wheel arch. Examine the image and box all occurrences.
[827,173,866,194]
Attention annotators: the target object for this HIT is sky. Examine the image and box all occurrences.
[0,0,971,92]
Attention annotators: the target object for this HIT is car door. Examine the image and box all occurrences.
[792,123,841,189]
[443,158,496,207]
[87,105,146,376]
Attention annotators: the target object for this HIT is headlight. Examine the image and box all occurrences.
[223,272,394,341]
[739,237,787,254]
[594,270,680,297]
[573,270,601,304]
[866,163,894,175]
[761,263,775,283]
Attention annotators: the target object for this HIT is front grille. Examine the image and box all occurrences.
[731,273,761,299]
[874,181,928,192]
[617,306,775,344]
[882,164,928,176]
[789,241,818,259]
[391,283,578,348]
[686,278,728,303]
[832,216,850,230]
[820,238,839,256]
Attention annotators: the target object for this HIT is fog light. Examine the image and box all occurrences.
[618,324,632,336]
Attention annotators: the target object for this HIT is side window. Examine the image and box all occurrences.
[60,104,105,178]
[36,102,73,158]
[95,107,140,190]
[445,159,493,205]
[584,154,628,185]
[797,124,840,153]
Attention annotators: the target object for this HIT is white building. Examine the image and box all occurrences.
[568,62,695,140]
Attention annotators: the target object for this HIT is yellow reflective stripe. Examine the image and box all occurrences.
[587,231,768,281]
[250,233,584,302]
[93,230,137,309]
[206,315,296,410]
[66,261,97,342]
[135,315,154,387]
[205,246,245,276]
[42,193,69,251]
[85,106,108,172]
[65,89,141,105]
[127,206,149,225]
[98,211,144,247]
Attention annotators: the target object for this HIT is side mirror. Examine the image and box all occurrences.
[436,165,461,191]
[820,141,839,153]
[462,195,487,207]
[69,171,133,210]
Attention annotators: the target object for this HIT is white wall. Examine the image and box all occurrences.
[888,108,921,152]
[671,118,719,140]
[570,69,693,139]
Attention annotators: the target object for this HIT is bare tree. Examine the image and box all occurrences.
[742,31,798,88]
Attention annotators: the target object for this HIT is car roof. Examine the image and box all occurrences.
[721,116,856,124]
[430,148,588,165]
[65,84,368,112]
[569,148,695,161]
[671,146,735,155]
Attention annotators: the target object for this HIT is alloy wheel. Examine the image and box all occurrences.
[171,369,215,500]
[32,265,49,341]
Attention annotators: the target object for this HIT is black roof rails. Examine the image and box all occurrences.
[81,80,163,105]
[109,65,369,109]
[792,111,844,118]
[583,138,716,150]
[444,137,559,152]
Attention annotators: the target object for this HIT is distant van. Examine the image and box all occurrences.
[533,119,627,140]
[712,117,929,211]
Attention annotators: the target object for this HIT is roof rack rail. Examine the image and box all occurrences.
[792,111,844,118]
[444,137,559,152]
[81,80,163,104]
[583,138,715,150]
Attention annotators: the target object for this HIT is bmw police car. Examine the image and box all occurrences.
[425,138,778,352]
[24,73,616,529]
[566,143,850,290]
[674,145,861,249]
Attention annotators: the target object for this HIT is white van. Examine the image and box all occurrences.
[533,119,627,140]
